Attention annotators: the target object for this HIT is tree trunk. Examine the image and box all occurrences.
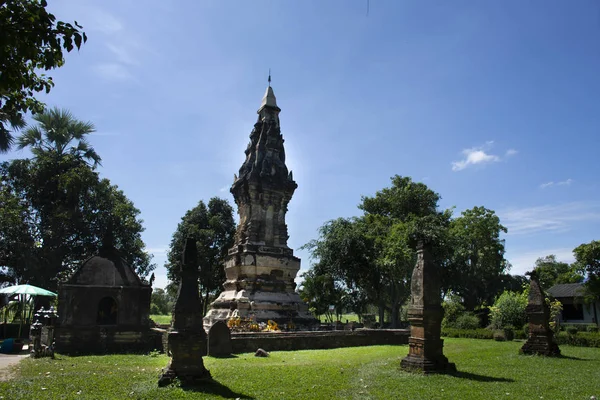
[389,285,400,328]
[390,302,400,328]
[378,302,385,329]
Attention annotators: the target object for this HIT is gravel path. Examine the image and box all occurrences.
[0,354,28,381]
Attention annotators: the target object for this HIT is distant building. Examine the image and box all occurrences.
[547,283,599,325]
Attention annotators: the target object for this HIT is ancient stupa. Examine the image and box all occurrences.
[203,77,317,329]
[520,271,561,356]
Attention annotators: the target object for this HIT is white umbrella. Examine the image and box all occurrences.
[0,284,57,338]
[0,284,57,297]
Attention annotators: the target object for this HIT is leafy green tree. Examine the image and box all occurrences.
[0,157,154,288]
[0,180,36,284]
[573,240,600,299]
[150,288,175,315]
[446,206,510,310]
[1,0,87,152]
[165,198,235,315]
[304,176,450,327]
[359,175,441,222]
[302,217,383,322]
[17,107,100,166]
[299,269,346,322]
[0,137,153,289]
[442,292,466,328]
[360,176,452,326]
[534,255,583,291]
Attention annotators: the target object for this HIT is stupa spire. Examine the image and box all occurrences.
[258,70,280,128]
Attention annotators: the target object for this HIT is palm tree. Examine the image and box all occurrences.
[0,112,26,153]
[16,107,101,166]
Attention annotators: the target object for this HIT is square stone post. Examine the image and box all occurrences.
[520,272,560,356]
[159,238,211,386]
[401,242,455,373]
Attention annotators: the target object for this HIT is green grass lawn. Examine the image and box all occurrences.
[1,339,599,399]
[150,314,172,325]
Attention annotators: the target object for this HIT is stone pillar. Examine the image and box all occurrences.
[520,272,560,356]
[159,238,211,386]
[401,243,456,374]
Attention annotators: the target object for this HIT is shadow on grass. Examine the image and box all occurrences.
[181,379,254,399]
[451,371,514,383]
[207,354,239,359]
[557,354,591,361]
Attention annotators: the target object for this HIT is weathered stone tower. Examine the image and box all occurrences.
[520,271,561,356]
[203,79,317,329]
[401,242,456,374]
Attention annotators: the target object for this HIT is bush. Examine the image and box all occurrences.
[587,324,599,333]
[489,290,528,330]
[566,327,578,335]
[514,328,527,340]
[442,328,494,340]
[453,313,480,330]
[556,331,600,348]
[150,304,161,315]
[562,324,590,332]
[442,293,466,329]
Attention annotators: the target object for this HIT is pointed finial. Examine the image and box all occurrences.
[268,69,271,87]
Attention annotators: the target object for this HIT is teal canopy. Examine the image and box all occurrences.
[0,284,57,297]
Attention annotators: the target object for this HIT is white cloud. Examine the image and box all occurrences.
[500,201,600,235]
[506,247,575,275]
[85,8,151,82]
[539,179,573,189]
[146,246,168,256]
[88,8,124,35]
[151,270,170,290]
[451,142,501,171]
[505,149,518,157]
[105,43,139,66]
[557,178,573,186]
[93,63,134,81]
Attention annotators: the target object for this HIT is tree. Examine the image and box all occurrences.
[360,176,451,326]
[150,288,175,315]
[573,240,600,299]
[0,152,154,289]
[0,120,155,289]
[446,206,510,310]
[359,175,441,222]
[299,269,346,322]
[304,176,450,327]
[1,0,87,152]
[0,179,36,285]
[165,198,235,315]
[302,217,383,322]
[17,107,100,166]
[489,289,528,330]
[534,255,583,291]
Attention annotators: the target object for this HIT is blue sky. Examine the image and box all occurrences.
[3,0,600,289]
